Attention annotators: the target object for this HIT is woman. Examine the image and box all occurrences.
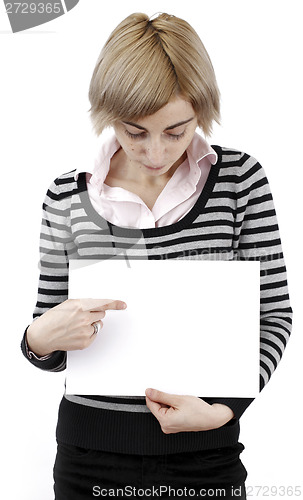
[21,13,292,499]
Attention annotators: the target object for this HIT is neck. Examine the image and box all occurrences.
[111,149,187,188]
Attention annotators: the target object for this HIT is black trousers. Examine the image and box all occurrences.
[53,441,247,499]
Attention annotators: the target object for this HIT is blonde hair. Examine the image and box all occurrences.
[88,13,220,137]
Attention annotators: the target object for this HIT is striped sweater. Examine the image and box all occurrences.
[21,145,292,454]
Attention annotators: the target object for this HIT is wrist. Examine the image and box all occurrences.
[210,403,234,428]
[26,322,53,357]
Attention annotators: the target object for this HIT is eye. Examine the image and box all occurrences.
[166,131,186,141]
[125,130,146,140]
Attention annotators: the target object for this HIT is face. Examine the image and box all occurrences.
[113,96,198,179]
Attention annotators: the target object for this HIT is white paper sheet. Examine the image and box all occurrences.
[66,259,260,397]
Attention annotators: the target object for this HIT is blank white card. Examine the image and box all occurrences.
[66,259,260,397]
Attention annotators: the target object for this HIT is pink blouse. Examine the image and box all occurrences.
[75,132,217,229]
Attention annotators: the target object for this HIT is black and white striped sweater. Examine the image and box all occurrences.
[21,145,292,454]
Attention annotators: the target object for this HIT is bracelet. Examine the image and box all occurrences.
[25,327,52,361]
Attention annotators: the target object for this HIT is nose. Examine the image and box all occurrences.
[145,139,166,166]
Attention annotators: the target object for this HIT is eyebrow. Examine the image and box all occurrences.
[122,117,195,131]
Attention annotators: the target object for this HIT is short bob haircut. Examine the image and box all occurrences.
[89,13,220,137]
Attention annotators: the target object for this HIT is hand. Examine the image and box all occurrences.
[26,298,127,356]
[145,388,234,434]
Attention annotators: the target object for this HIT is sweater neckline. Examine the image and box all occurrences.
[77,145,222,237]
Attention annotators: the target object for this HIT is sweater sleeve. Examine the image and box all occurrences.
[21,172,78,372]
[209,152,293,419]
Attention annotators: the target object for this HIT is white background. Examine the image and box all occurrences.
[0,0,302,498]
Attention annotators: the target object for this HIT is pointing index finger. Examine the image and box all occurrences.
[81,298,127,312]
[100,299,127,311]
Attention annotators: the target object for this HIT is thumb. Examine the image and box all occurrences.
[145,388,180,407]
